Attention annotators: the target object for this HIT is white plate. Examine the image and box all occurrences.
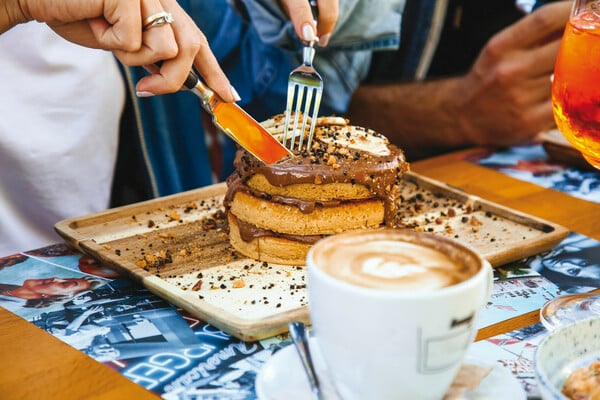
[255,337,526,400]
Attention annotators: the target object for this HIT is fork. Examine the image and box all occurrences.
[282,0,323,152]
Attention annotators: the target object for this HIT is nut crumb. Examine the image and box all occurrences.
[232,279,245,288]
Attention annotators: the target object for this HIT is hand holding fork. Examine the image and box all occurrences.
[283,0,324,153]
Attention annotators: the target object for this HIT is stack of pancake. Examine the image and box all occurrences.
[224,115,409,265]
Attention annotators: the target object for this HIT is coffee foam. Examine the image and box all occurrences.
[312,232,478,291]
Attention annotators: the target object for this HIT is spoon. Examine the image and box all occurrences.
[288,321,324,400]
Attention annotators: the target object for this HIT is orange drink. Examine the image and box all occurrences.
[552,9,600,169]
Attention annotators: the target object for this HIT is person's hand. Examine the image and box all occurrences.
[279,0,339,46]
[1,0,142,48]
[456,1,571,147]
[123,0,238,100]
[2,0,238,101]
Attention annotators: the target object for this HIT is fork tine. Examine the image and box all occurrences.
[283,84,296,147]
[298,91,314,150]
[291,86,305,150]
[282,0,322,153]
[306,87,322,151]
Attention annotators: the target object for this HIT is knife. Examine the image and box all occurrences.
[182,70,293,164]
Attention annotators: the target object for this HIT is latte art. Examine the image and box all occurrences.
[361,255,425,279]
[313,231,479,291]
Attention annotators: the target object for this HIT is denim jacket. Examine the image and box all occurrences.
[116,0,404,203]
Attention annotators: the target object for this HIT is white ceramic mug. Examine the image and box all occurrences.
[307,228,493,400]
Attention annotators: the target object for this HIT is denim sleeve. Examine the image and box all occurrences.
[231,0,404,51]
[224,0,405,114]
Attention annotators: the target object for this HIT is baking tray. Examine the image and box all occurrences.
[55,171,569,341]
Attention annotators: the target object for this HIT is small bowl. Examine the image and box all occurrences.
[535,317,600,399]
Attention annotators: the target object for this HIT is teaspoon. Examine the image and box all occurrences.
[288,321,324,400]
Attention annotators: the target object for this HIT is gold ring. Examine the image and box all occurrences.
[143,11,174,30]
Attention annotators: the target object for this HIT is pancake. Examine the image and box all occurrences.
[229,191,385,235]
[227,214,316,265]
[224,114,409,265]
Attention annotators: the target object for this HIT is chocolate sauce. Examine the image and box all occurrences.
[232,214,326,244]
[225,119,409,242]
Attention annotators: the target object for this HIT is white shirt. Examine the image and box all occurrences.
[0,22,125,255]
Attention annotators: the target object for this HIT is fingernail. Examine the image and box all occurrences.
[136,91,155,98]
[231,86,241,102]
[302,23,316,42]
[319,33,331,47]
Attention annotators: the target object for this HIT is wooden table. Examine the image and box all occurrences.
[1,148,599,399]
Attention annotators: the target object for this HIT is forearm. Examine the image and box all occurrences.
[346,77,473,161]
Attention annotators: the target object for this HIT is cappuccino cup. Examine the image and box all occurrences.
[307,228,493,400]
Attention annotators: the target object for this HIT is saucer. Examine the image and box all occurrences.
[255,338,526,400]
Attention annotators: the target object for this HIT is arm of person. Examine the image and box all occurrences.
[0,0,238,101]
[347,1,571,160]
[348,78,470,160]
[0,0,22,34]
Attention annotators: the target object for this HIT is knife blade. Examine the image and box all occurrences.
[182,71,293,164]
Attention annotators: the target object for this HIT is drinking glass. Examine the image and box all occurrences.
[552,0,600,169]
[541,0,600,331]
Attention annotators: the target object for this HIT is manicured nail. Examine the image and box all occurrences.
[231,86,241,102]
[302,23,316,42]
[136,91,155,98]
[319,33,331,47]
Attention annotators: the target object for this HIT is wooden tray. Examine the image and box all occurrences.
[55,172,569,341]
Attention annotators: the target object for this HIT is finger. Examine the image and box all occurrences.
[193,45,238,102]
[139,0,178,58]
[134,0,235,99]
[527,99,556,132]
[517,37,562,78]
[50,21,104,48]
[162,0,236,101]
[494,71,552,109]
[133,0,190,94]
[91,0,143,51]
[114,22,178,65]
[521,74,553,104]
[492,1,570,51]
[149,0,202,94]
[115,0,179,65]
[315,0,338,44]
[41,0,142,51]
[280,0,317,42]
